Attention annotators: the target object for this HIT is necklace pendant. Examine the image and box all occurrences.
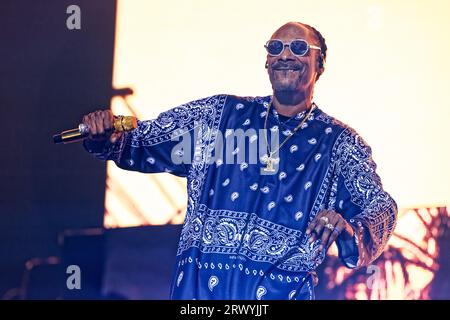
[263,156,276,173]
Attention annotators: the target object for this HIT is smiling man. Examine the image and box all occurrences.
[82,21,397,300]
[267,22,323,116]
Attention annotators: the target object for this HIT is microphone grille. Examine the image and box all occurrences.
[79,123,89,135]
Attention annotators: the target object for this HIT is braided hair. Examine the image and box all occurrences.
[298,22,327,80]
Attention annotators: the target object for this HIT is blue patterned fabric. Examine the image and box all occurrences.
[84,95,397,300]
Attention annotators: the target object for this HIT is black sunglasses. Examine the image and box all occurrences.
[264,39,321,57]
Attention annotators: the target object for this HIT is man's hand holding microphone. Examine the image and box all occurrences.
[53,110,137,145]
[82,110,124,143]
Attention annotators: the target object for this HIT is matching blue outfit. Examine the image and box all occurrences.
[84,95,397,300]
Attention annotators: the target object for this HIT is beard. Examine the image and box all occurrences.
[273,88,307,105]
[270,69,303,91]
[269,61,308,90]
[269,62,310,105]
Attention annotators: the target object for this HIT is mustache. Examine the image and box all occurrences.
[271,61,304,70]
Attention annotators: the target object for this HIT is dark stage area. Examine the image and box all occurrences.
[0,0,116,298]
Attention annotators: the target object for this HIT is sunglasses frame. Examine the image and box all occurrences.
[264,39,321,57]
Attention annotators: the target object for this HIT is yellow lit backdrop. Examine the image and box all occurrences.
[108,0,450,227]
[105,0,450,300]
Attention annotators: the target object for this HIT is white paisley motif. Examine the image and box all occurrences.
[127,97,221,149]
[256,286,267,300]
[289,290,297,300]
[208,276,219,292]
[304,181,312,190]
[332,128,397,261]
[176,271,184,287]
[250,183,258,191]
[240,162,248,171]
[180,204,320,271]
[260,186,270,194]
[284,194,293,203]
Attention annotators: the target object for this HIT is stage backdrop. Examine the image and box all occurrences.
[100,0,449,299]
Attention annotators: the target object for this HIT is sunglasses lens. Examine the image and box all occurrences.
[266,40,284,56]
[291,40,308,56]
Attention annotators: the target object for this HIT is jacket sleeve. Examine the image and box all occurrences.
[331,128,398,268]
[83,95,224,177]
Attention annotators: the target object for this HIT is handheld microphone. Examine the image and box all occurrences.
[53,115,138,144]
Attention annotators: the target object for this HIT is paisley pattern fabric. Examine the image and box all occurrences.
[84,94,397,299]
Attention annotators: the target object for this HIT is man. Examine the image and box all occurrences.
[82,22,397,300]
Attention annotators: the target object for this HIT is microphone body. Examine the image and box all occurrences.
[53,115,137,144]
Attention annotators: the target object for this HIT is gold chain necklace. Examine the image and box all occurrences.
[263,97,315,172]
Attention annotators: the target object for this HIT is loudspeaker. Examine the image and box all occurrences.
[58,225,182,299]
[59,228,105,299]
